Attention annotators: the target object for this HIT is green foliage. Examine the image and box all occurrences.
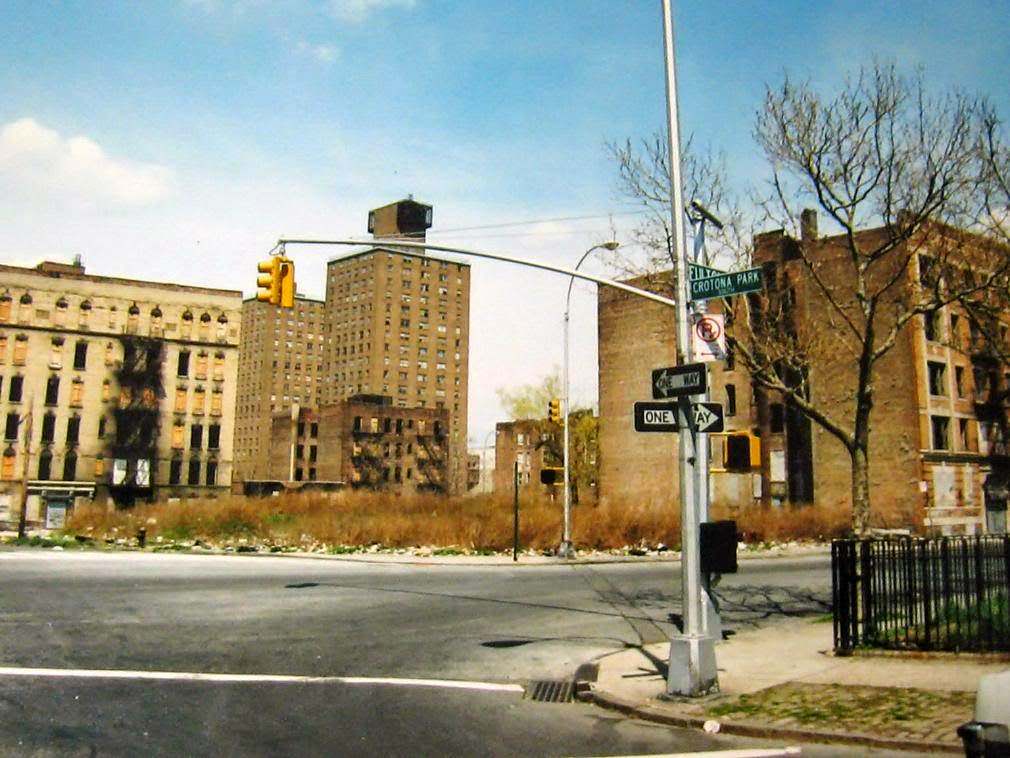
[496,370,563,421]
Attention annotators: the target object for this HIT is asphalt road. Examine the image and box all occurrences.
[0,549,891,757]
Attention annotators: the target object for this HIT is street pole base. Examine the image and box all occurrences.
[557,540,575,559]
[666,634,719,697]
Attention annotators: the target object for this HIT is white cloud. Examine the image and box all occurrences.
[326,0,416,24]
[296,40,339,63]
[0,118,174,207]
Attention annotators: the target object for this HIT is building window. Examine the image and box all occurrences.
[66,416,80,445]
[191,424,203,450]
[955,366,966,398]
[171,424,185,449]
[12,335,27,366]
[41,412,56,443]
[9,375,23,403]
[213,352,225,381]
[44,375,60,406]
[195,352,208,380]
[94,456,105,478]
[927,361,947,396]
[70,379,84,407]
[726,384,737,416]
[37,450,52,480]
[924,310,941,342]
[959,418,978,452]
[177,351,190,378]
[0,335,6,364]
[73,341,88,371]
[188,459,200,485]
[62,451,77,481]
[769,403,784,433]
[169,458,182,485]
[0,294,10,323]
[206,459,217,486]
[192,387,205,415]
[1,448,14,479]
[208,424,220,450]
[210,390,223,416]
[175,387,187,413]
[97,416,106,438]
[931,416,950,451]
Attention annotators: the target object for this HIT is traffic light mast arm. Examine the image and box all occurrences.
[272,238,680,311]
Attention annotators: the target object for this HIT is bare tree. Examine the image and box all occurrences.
[741,64,1009,533]
[607,134,751,277]
[612,63,1010,534]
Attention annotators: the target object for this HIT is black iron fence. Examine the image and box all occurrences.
[832,536,1010,653]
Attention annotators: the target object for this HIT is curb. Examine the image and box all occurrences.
[582,687,962,754]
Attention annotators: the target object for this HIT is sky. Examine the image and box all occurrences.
[1,0,1009,449]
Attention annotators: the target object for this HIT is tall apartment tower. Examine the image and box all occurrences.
[322,199,471,494]
[233,295,327,481]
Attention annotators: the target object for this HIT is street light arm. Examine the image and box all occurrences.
[276,238,675,310]
[565,243,611,316]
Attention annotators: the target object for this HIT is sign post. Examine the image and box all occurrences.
[661,0,719,697]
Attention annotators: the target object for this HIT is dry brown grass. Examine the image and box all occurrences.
[63,490,921,552]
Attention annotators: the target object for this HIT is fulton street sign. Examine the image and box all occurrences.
[652,363,707,399]
[689,266,764,302]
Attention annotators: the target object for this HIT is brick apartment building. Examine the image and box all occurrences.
[598,213,1009,535]
[321,200,471,494]
[267,395,448,493]
[598,273,762,511]
[233,295,326,481]
[493,419,559,495]
[0,259,242,529]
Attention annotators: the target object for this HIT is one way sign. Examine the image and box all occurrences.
[691,402,724,433]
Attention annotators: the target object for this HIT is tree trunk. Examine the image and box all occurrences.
[850,445,871,536]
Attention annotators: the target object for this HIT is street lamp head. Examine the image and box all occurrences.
[600,240,620,251]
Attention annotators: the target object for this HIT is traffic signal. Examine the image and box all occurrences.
[540,467,563,486]
[725,432,761,471]
[547,398,561,424]
[256,255,296,308]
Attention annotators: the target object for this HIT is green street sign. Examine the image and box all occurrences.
[689,266,764,301]
[689,262,725,280]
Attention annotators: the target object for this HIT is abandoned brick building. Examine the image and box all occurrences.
[267,395,449,494]
[0,259,242,529]
[598,213,1009,535]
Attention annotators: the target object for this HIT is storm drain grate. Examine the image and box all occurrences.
[525,679,575,703]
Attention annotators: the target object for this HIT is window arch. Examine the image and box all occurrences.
[19,293,32,305]
[128,303,140,316]
[151,306,163,318]
[200,312,212,323]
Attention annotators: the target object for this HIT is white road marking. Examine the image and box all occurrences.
[582,749,802,758]
[0,666,524,693]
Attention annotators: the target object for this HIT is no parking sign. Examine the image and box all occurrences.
[690,313,726,362]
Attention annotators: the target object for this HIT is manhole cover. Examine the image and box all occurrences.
[525,680,575,703]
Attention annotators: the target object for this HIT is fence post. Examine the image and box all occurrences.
[859,539,873,645]
[921,540,933,649]
[940,538,951,647]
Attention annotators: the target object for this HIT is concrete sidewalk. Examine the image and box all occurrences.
[583,618,1008,753]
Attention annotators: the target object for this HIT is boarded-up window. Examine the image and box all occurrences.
[210,390,222,416]
[2,449,16,479]
[69,379,84,407]
[195,353,208,379]
[102,380,111,402]
[49,339,63,369]
[0,297,10,323]
[105,342,114,366]
[174,388,187,413]
[119,387,133,408]
[0,335,6,364]
[192,387,205,415]
[94,456,105,477]
[213,352,225,381]
[13,336,27,365]
[171,424,185,449]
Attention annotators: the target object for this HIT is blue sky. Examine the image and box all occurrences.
[2,0,1009,446]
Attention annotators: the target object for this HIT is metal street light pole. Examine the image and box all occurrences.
[16,396,34,539]
[661,0,718,696]
[561,241,619,558]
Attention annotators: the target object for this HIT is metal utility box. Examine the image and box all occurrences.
[700,520,738,574]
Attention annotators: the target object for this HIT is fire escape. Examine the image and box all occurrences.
[415,422,447,494]
[110,336,164,506]
[349,426,384,489]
